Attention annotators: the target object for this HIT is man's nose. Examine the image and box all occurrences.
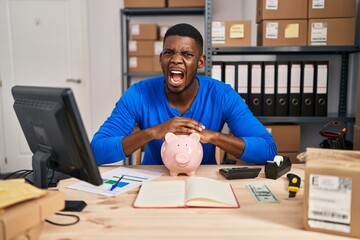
[170,52,183,64]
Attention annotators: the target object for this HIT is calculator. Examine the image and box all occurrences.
[219,167,261,180]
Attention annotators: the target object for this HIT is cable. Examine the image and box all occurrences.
[45,212,80,226]
[1,169,32,180]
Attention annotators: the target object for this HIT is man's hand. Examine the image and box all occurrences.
[151,117,205,139]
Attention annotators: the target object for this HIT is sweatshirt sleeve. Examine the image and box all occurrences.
[223,88,277,164]
[90,85,140,165]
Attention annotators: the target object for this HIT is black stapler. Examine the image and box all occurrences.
[265,155,292,180]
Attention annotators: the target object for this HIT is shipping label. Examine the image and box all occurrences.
[308,174,352,233]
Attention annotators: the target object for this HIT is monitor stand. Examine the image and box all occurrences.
[26,146,70,188]
[26,146,85,212]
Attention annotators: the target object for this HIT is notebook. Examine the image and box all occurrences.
[133,176,239,208]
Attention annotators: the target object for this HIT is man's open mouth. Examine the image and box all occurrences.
[169,70,184,87]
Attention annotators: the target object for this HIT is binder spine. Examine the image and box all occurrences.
[289,62,302,116]
[262,62,276,116]
[225,62,236,91]
[237,62,249,104]
[275,62,289,116]
[249,62,263,116]
[301,62,316,116]
[314,61,329,116]
[211,61,224,82]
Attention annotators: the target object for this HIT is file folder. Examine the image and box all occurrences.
[262,62,276,116]
[225,62,236,91]
[275,62,289,116]
[289,62,302,116]
[237,62,249,103]
[314,61,329,116]
[301,62,315,116]
[211,61,224,82]
[249,62,263,116]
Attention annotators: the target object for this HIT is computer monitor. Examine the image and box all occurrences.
[11,85,102,189]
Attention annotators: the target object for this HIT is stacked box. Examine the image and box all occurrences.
[153,41,163,72]
[168,0,204,8]
[307,0,356,19]
[265,124,301,163]
[303,148,360,238]
[257,20,308,46]
[256,0,308,23]
[307,0,356,46]
[124,0,165,8]
[0,191,65,240]
[130,23,158,40]
[354,64,360,150]
[128,40,155,56]
[256,0,308,46]
[212,20,252,47]
[308,18,355,46]
[129,23,160,72]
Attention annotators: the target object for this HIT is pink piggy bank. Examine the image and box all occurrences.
[161,132,203,176]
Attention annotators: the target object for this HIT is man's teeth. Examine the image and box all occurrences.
[171,70,182,74]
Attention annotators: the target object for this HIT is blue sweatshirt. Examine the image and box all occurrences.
[91,75,277,165]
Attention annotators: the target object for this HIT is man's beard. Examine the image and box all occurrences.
[164,76,196,95]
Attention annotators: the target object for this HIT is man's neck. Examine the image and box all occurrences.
[166,77,199,115]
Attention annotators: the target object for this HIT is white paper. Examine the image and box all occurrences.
[212,21,226,44]
[311,22,327,46]
[67,167,164,197]
[266,22,278,39]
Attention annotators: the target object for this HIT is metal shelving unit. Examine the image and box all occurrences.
[204,0,360,125]
[120,0,359,131]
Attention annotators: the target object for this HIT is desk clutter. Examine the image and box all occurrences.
[3,148,360,239]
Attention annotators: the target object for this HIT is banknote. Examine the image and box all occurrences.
[247,184,280,203]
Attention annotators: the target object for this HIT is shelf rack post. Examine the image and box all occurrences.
[204,0,212,77]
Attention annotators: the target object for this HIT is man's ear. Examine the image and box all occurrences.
[197,54,206,69]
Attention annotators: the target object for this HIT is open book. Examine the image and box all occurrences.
[133,176,239,208]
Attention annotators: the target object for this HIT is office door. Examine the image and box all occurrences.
[0,0,90,173]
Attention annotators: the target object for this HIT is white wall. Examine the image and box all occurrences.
[87,0,123,137]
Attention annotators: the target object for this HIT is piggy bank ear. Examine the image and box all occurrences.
[189,133,200,143]
[165,132,177,143]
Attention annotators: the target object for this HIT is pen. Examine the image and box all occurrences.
[110,175,123,191]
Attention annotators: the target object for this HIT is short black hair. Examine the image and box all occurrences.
[164,23,203,53]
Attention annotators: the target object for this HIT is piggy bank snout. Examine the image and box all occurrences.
[175,152,190,164]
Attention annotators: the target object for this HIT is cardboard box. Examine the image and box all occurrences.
[130,24,158,40]
[0,191,65,240]
[308,18,355,46]
[153,41,163,55]
[159,25,171,40]
[168,0,204,8]
[258,19,307,46]
[303,148,360,238]
[278,151,301,163]
[256,0,308,23]
[265,124,301,152]
[356,65,360,125]
[212,20,252,47]
[128,40,155,56]
[153,55,162,73]
[129,57,153,72]
[124,0,165,8]
[308,0,356,19]
[354,125,360,150]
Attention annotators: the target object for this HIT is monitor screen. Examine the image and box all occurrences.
[12,85,102,189]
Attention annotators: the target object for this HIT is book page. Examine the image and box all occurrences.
[185,177,239,207]
[133,181,185,208]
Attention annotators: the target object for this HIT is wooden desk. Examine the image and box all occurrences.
[41,165,353,240]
